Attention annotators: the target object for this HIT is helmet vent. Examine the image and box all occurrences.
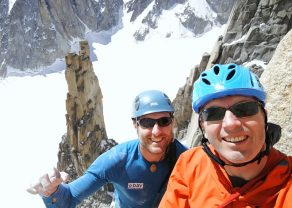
[250,73,254,86]
[134,97,140,111]
[228,64,236,70]
[213,66,220,75]
[202,78,211,85]
[163,93,172,105]
[226,69,235,80]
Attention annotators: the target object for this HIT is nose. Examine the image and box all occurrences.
[151,123,164,136]
[222,110,242,132]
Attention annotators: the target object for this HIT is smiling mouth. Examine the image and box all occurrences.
[151,138,163,143]
[224,136,247,143]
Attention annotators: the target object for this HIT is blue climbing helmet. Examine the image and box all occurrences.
[192,63,266,113]
[131,90,174,118]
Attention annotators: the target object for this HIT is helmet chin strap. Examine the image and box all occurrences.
[199,107,270,167]
[201,137,269,167]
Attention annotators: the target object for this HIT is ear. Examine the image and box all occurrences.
[264,108,268,118]
[132,119,138,129]
[199,119,205,129]
[172,118,177,127]
[199,119,206,136]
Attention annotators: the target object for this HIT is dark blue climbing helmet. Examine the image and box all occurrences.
[131,90,174,118]
[192,63,266,113]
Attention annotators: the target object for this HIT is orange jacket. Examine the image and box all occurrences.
[159,147,292,208]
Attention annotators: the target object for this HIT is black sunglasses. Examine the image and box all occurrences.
[200,101,261,121]
[137,117,173,128]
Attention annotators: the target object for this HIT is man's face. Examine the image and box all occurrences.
[134,112,174,161]
[200,95,266,164]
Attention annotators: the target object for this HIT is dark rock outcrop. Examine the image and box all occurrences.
[173,53,210,139]
[217,0,292,65]
[57,41,117,207]
[1,0,234,76]
[0,0,123,76]
[173,0,292,155]
[260,29,292,155]
[132,0,235,40]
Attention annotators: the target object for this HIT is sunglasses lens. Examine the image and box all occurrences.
[201,101,260,121]
[138,118,156,128]
[232,101,259,117]
[201,107,226,121]
[138,117,172,128]
[157,117,173,127]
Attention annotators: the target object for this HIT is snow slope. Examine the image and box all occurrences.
[0,3,225,206]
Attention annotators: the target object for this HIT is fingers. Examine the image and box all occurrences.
[40,173,52,189]
[49,168,61,183]
[27,185,39,195]
[53,167,61,178]
[33,173,54,197]
[51,167,70,182]
[27,180,47,196]
[60,171,70,183]
[50,168,70,184]
[27,168,69,197]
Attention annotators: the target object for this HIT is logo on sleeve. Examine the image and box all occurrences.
[128,183,144,189]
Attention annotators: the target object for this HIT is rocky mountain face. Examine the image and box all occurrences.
[59,10,292,208]
[173,0,292,155]
[54,0,291,206]
[218,0,292,65]
[126,0,234,40]
[0,0,233,76]
[58,41,117,207]
[260,30,292,155]
[0,0,123,76]
[6,0,288,206]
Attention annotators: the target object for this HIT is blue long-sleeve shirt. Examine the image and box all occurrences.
[42,139,188,208]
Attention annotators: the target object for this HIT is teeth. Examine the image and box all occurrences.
[151,138,163,143]
[152,140,162,143]
[224,136,246,142]
[151,136,165,143]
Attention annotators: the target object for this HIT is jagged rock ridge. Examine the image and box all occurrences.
[0,0,234,76]
[58,41,117,207]
[173,0,292,155]
[127,0,234,40]
[0,0,123,76]
[57,0,292,206]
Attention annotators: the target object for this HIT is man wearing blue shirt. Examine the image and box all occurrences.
[27,90,188,208]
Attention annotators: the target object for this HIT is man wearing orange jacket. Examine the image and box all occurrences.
[159,64,291,208]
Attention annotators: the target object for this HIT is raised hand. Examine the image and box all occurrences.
[27,167,69,197]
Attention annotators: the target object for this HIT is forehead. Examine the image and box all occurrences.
[204,95,258,108]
